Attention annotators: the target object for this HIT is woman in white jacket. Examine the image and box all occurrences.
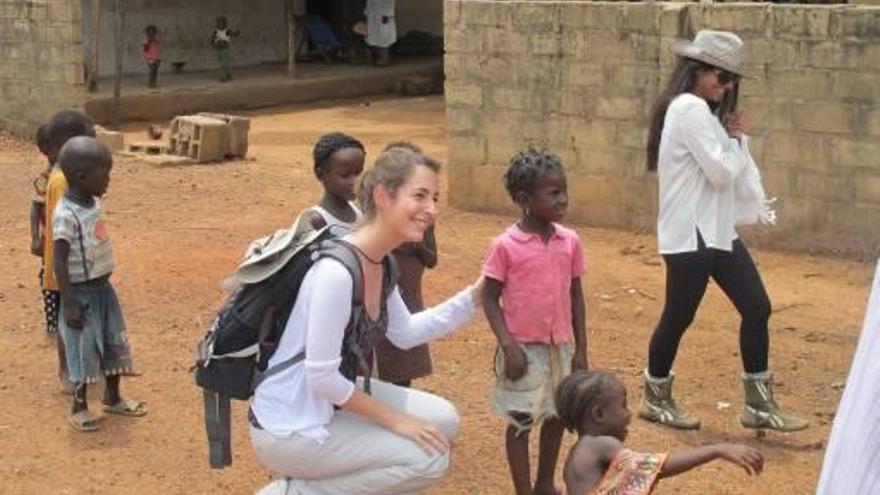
[640,30,807,433]
[251,148,482,494]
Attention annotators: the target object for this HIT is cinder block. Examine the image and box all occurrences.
[624,3,660,34]
[866,108,880,137]
[548,90,594,119]
[831,71,880,101]
[481,27,528,55]
[856,176,880,204]
[768,69,831,99]
[829,7,879,38]
[771,6,831,39]
[197,112,250,158]
[764,132,829,168]
[562,61,604,89]
[799,41,864,70]
[445,82,483,108]
[127,141,168,155]
[793,101,854,134]
[95,126,124,152]
[530,33,563,56]
[169,115,228,162]
[659,3,689,37]
[794,172,852,202]
[463,2,512,27]
[512,3,560,33]
[448,134,486,165]
[490,88,531,111]
[596,97,640,120]
[829,137,880,169]
[447,107,478,134]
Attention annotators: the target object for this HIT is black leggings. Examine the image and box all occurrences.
[648,236,771,377]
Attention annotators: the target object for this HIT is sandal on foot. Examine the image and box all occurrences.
[103,399,147,417]
[69,410,102,432]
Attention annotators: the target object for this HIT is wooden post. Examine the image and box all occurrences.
[111,0,123,129]
[286,0,296,77]
[86,0,101,92]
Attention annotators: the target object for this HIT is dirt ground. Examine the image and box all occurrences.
[0,95,874,494]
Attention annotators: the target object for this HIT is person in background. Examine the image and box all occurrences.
[365,0,396,67]
[143,25,161,88]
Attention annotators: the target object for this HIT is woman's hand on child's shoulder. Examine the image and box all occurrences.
[715,443,764,476]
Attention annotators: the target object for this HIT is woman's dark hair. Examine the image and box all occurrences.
[646,57,740,171]
[312,132,365,177]
[555,370,618,434]
[503,149,565,202]
[145,25,158,36]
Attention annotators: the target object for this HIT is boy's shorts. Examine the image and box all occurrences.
[59,280,134,384]
[492,342,573,435]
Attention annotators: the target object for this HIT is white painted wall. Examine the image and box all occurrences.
[82,0,287,77]
[79,0,443,78]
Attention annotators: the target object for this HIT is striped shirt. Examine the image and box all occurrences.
[52,196,115,283]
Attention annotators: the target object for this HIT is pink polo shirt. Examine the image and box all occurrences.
[482,223,585,344]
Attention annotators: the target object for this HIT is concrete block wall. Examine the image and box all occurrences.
[445,0,880,256]
[0,0,86,136]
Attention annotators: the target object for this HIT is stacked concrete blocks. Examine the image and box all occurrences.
[197,113,251,159]
[445,0,880,256]
[169,115,230,163]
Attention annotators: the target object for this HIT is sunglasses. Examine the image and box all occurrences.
[715,69,741,86]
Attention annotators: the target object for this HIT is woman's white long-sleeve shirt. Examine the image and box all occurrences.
[251,257,476,441]
[657,93,754,253]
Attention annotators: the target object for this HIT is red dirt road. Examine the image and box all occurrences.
[0,96,872,494]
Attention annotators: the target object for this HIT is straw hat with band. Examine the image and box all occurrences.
[670,30,752,79]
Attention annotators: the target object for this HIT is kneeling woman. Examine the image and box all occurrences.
[250,147,482,494]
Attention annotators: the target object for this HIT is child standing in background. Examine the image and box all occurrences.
[44,110,96,393]
[54,137,146,431]
[299,132,366,231]
[376,141,437,387]
[556,370,763,495]
[143,25,161,88]
[482,149,588,495]
[29,125,58,335]
[211,16,240,82]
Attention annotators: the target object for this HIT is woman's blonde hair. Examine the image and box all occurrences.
[358,147,441,218]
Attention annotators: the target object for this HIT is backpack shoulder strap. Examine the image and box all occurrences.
[251,239,364,391]
[316,239,364,309]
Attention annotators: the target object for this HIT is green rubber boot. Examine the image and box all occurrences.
[741,372,809,432]
[638,370,701,430]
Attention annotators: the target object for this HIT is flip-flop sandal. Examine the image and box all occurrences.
[69,410,102,432]
[103,399,147,417]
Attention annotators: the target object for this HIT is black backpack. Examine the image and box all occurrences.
[194,226,364,469]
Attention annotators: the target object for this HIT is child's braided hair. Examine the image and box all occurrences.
[555,370,618,434]
[312,132,365,178]
[503,149,565,202]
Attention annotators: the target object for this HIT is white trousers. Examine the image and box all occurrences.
[817,260,880,494]
[252,380,460,495]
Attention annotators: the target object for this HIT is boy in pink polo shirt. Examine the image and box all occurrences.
[482,149,588,495]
